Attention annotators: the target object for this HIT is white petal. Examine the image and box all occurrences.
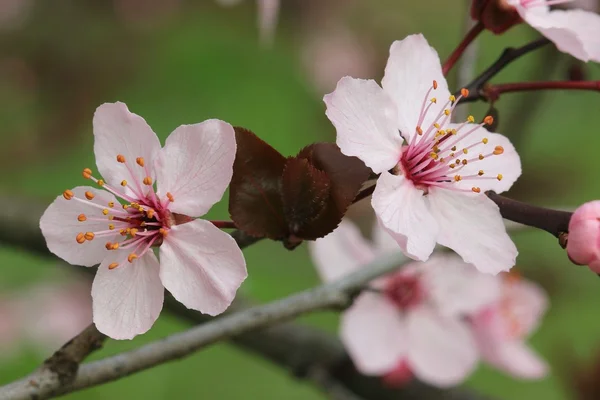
[159,219,247,316]
[519,7,600,62]
[372,219,409,261]
[308,220,375,283]
[324,77,403,173]
[445,123,521,194]
[407,307,478,387]
[341,293,407,375]
[92,250,164,340]
[371,171,438,261]
[428,189,517,275]
[155,120,236,217]
[502,279,549,337]
[381,34,451,143]
[422,254,501,317]
[40,186,121,267]
[93,102,162,196]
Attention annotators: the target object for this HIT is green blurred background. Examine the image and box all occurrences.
[1,0,600,399]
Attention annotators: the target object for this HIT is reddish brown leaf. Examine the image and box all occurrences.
[228,127,287,239]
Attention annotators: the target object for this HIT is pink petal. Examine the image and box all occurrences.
[502,279,549,337]
[476,334,548,379]
[371,171,438,261]
[159,219,247,315]
[372,219,410,258]
[381,34,451,144]
[341,293,407,375]
[155,120,236,217]
[257,0,279,47]
[406,307,478,387]
[518,7,600,62]
[308,220,376,283]
[324,77,403,174]
[93,102,162,196]
[428,188,517,275]
[40,186,121,267]
[446,123,521,194]
[92,250,164,340]
[568,201,600,268]
[421,254,501,317]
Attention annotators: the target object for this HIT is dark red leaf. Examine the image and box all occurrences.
[229,127,287,239]
[295,143,371,239]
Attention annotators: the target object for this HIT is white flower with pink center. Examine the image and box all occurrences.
[470,274,549,378]
[508,0,600,62]
[324,34,521,275]
[40,102,247,340]
[309,220,500,387]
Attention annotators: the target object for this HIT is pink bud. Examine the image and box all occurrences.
[567,201,600,273]
[471,0,522,34]
[382,359,414,388]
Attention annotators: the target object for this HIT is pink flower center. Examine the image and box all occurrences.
[384,272,424,310]
[395,82,505,194]
[63,155,179,270]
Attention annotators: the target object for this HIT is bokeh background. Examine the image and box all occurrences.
[1,0,600,399]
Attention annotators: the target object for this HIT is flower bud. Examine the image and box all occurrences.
[567,201,600,273]
[471,0,522,34]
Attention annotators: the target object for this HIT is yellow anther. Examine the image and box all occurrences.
[433,80,438,89]
[76,232,86,244]
[121,180,127,187]
[166,192,174,202]
[454,175,462,182]
[85,191,95,200]
[105,242,113,250]
[439,158,445,163]
[462,159,468,165]
[130,228,139,237]
[117,154,126,163]
[108,215,114,220]
[449,152,455,158]
[143,176,153,186]
[119,229,127,236]
[430,152,438,160]
[77,214,87,222]
[460,88,469,98]
[484,116,494,125]
[449,164,456,169]
[493,146,504,155]
[147,209,155,219]
[451,146,457,151]
[455,159,460,165]
[140,222,147,227]
[108,263,119,270]
[432,146,439,152]
[108,223,115,230]
[497,174,503,181]
[108,202,114,208]
[462,148,468,154]
[433,123,440,129]
[472,187,481,193]
[159,228,168,237]
[451,129,457,135]
[478,154,484,160]
[84,232,95,241]
[136,157,145,167]
[127,253,138,263]
[430,97,437,104]
[97,179,105,186]
[478,170,484,176]
[482,138,489,144]
[444,109,450,116]
[111,243,119,250]
[102,209,109,216]
[416,126,423,135]
[467,115,475,123]
[82,168,93,179]
[63,190,74,200]
[122,204,129,209]
[449,95,456,102]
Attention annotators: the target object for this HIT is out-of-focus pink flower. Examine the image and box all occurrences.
[324,34,520,275]
[215,0,280,46]
[472,0,600,62]
[470,274,549,379]
[309,220,500,387]
[0,0,33,30]
[567,201,600,272]
[0,301,19,360]
[40,102,247,340]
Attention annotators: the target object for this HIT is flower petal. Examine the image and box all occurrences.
[372,171,438,261]
[407,307,478,387]
[518,7,600,62]
[92,250,164,340]
[309,220,375,283]
[324,77,403,173]
[341,293,407,375]
[475,334,548,379]
[40,186,121,267]
[372,219,409,259]
[421,254,501,317]
[428,189,517,274]
[381,34,451,143]
[159,219,247,315]
[445,123,521,194]
[502,279,549,337]
[155,120,236,217]
[93,102,162,196]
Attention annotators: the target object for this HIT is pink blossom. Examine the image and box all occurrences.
[40,102,247,340]
[567,201,600,272]
[324,34,521,275]
[507,0,600,62]
[0,300,19,360]
[470,274,549,379]
[309,220,500,387]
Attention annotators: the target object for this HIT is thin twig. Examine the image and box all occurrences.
[442,22,484,76]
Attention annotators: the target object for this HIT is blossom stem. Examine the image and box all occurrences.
[458,37,552,104]
[210,220,238,230]
[442,22,484,76]
[352,185,376,204]
[482,80,600,101]
[486,191,572,239]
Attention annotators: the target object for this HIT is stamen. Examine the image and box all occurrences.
[478,170,484,176]
[82,168,92,179]
[166,192,174,202]
[85,191,95,200]
[102,209,109,215]
[136,157,145,167]
[493,146,504,155]
[108,224,115,230]
[143,176,153,186]
[472,187,481,193]
[461,88,469,97]
[127,253,138,263]
[159,228,169,237]
[121,180,127,187]
[108,202,115,208]
[433,80,438,89]
[497,174,503,181]
[482,138,488,144]
[76,232,85,244]
[108,263,119,270]
[97,179,105,186]
[105,242,113,250]
[117,154,126,163]
[77,214,87,222]
[484,116,494,125]
[63,190,74,200]
[84,232,95,241]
